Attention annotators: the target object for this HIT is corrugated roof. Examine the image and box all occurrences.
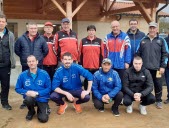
[112,2,169,17]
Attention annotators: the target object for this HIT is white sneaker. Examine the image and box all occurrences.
[126,103,133,113]
[139,104,147,115]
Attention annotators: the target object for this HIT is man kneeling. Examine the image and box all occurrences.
[123,56,155,115]
[15,55,51,122]
[50,52,93,115]
[92,58,123,117]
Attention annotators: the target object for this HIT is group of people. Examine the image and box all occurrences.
[1,12,169,123]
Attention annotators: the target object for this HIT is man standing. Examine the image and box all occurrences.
[15,55,51,122]
[53,18,78,66]
[137,22,168,109]
[42,21,57,80]
[92,58,123,116]
[15,21,49,109]
[50,52,93,115]
[104,20,131,80]
[127,19,145,62]
[79,25,104,90]
[123,56,155,115]
[164,28,169,104]
[0,14,15,110]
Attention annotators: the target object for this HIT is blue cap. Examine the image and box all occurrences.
[61,18,70,23]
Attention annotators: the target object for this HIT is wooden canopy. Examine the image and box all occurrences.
[2,0,169,23]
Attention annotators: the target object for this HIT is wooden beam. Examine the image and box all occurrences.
[102,6,139,15]
[134,2,152,23]
[108,0,116,12]
[72,0,87,17]
[50,0,66,17]
[150,2,157,21]
[130,0,166,3]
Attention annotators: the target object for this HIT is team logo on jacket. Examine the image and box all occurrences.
[141,75,145,78]
[157,40,161,44]
[63,76,68,83]
[25,79,31,86]
[118,39,122,43]
[141,41,145,44]
[108,77,113,81]
[72,74,76,78]
[37,80,43,85]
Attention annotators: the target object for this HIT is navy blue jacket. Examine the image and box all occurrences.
[15,68,51,103]
[92,68,122,101]
[165,35,169,67]
[137,35,168,70]
[52,63,93,91]
[127,29,145,61]
[15,31,48,66]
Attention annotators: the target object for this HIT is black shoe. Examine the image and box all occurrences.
[112,107,120,117]
[2,104,12,110]
[164,99,169,104]
[20,103,26,109]
[26,111,35,121]
[98,107,104,112]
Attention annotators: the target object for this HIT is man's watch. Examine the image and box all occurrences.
[36,92,39,97]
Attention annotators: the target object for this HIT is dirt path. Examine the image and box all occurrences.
[0,87,169,128]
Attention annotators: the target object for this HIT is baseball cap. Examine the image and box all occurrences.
[44,22,53,27]
[61,18,70,23]
[149,22,158,28]
[102,58,112,64]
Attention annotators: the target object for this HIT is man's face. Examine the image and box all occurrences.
[129,21,138,31]
[44,25,53,35]
[62,56,73,68]
[133,59,143,72]
[111,21,120,35]
[27,24,38,36]
[61,22,70,32]
[27,56,38,70]
[149,26,158,38]
[88,29,96,38]
[0,18,7,31]
[102,63,112,73]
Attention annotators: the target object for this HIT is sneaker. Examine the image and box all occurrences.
[20,103,26,109]
[126,103,133,113]
[26,111,35,121]
[73,102,82,113]
[112,107,120,117]
[2,104,12,110]
[164,99,169,104]
[139,104,147,115]
[156,102,162,109]
[57,103,67,115]
[98,107,104,112]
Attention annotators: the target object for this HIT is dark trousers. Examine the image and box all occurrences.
[50,89,90,105]
[113,69,125,82]
[24,96,49,123]
[165,68,169,99]
[0,67,10,105]
[93,91,123,110]
[149,69,163,102]
[43,65,57,81]
[83,69,97,90]
[22,65,43,72]
[123,93,155,106]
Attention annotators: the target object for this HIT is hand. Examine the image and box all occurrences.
[134,93,141,101]
[159,68,165,75]
[125,63,129,69]
[104,94,110,101]
[102,95,109,103]
[26,91,38,97]
[81,90,90,99]
[65,92,74,102]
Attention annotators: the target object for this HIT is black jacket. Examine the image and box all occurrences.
[137,35,168,70]
[165,35,169,68]
[15,31,48,66]
[123,66,153,97]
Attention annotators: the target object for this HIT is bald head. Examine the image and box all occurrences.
[111,20,120,36]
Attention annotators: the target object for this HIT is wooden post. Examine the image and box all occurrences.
[66,0,73,29]
[150,2,157,22]
[0,0,3,13]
